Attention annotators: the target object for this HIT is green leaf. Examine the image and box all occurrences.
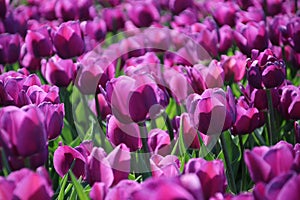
[58,174,69,200]
[69,172,89,200]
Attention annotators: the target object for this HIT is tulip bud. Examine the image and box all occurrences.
[0,33,21,64]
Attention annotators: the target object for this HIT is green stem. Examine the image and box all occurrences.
[220,133,237,194]
[266,89,276,145]
[162,112,174,140]
[138,122,152,179]
[238,135,245,192]
[253,129,266,146]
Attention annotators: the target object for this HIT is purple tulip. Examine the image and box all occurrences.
[186,88,232,135]
[150,154,180,177]
[27,85,60,105]
[53,145,86,178]
[231,96,264,135]
[279,85,300,120]
[99,0,121,7]
[148,129,171,155]
[85,147,114,186]
[89,93,112,120]
[287,17,300,53]
[1,168,53,199]
[169,0,194,15]
[106,75,167,123]
[38,102,64,140]
[268,15,289,46]
[0,105,48,170]
[211,2,238,27]
[218,25,233,53]
[236,6,265,24]
[0,0,7,19]
[105,180,141,200]
[41,55,76,87]
[295,121,300,143]
[251,88,280,111]
[106,115,142,151]
[266,0,283,16]
[90,182,107,200]
[234,21,268,56]
[244,141,294,183]
[127,2,160,28]
[221,51,246,83]
[184,158,227,200]
[0,33,21,64]
[25,26,53,58]
[54,0,92,21]
[247,49,286,89]
[81,18,107,47]
[102,7,125,32]
[107,143,131,186]
[20,44,42,71]
[52,21,85,59]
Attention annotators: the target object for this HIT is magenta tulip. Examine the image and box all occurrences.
[0,33,21,64]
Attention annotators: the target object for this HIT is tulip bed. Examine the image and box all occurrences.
[1,0,300,199]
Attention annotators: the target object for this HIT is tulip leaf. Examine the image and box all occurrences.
[57,174,68,200]
[69,172,89,200]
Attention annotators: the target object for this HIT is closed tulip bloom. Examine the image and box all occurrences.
[184,158,227,200]
[52,21,85,59]
[81,18,107,42]
[268,15,289,46]
[0,0,7,19]
[102,7,125,32]
[211,2,238,27]
[236,6,265,24]
[25,26,53,58]
[169,0,194,15]
[218,25,233,53]
[53,145,86,178]
[90,182,107,200]
[266,0,283,16]
[20,43,42,71]
[148,129,171,155]
[287,17,300,53]
[244,141,294,183]
[150,154,180,178]
[106,115,142,151]
[251,88,280,111]
[0,105,48,170]
[105,180,141,200]
[41,55,76,87]
[279,85,300,120]
[38,102,64,140]
[0,33,21,64]
[85,147,114,186]
[27,85,60,105]
[127,2,160,28]
[89,93,112,121]
[234,21,268,56]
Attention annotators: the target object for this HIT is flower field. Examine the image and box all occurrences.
[1,0,300,199]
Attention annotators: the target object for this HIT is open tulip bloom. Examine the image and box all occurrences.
[2,0,300,199]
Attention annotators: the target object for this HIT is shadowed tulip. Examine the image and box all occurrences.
[0,105,48,170]
[20,44,42,71]
[184,158,227,200]
[268,15,289,46]
[0,33,21,64]
[102,7,125,32]
[150,154,180,177]
[0,0,7,19]
[106,115,142,151]
[169,0,193,15]
[41,55,76,87]
[89,93,112,121]
[251,88,280,111]
[279,85,300,120]
[53,145,86,178]
[25,26,53,58]
[99,0,121,7]
[244,141,294,183]
[148,129,171,155]
[38,102,64,140]
[52,21,85,59]
[295,121,300,143]
[266,0,283,16]
[234,21,268,56]
[287,17,300,53]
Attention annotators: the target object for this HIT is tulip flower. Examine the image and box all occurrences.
[279,85,300,120]
[150,154,180,177]
[85,147,114,186]
[53,145,86,178]
[147,129,171,155]
[127,2,160,28]
[25,26,53,58]
[20,44,42,71]
[38,102,64,140]
[184,158,227,200]
[27,85,60,105]
[287,17,300,53]
[0,105,48,170]
[102,7,125,32]
[0,0,7,19]
[169,0,194,15]
[105,180,141,200]
[211,1,238,27]
[52,21,85,59]
[41,55,76,87]
[234,21,268,56]
[89,93,112,120]
[244,141,294,183]
[268,15,289,46]
[236,6,265,24]
[106,115,142,151]
[0,33,21,64]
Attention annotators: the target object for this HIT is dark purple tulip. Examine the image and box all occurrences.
[0,33,21,64]
[38,0,57,20]
[236,6,265,24]
[27,85,60,105]
[294,121,300,143]
[81,18,107,42]
[169,0,194,15]
[172,8,197,28]
[99,0,121,7]
[148,129,171,155]
[107,144,131,186]
[287,17,300,53]
[231,97,264,135]
[251,88,280,111]
[0,105,48,170]
[280,85,300,120]
[20,44,42,71]
[41,55,76,87]
[211,2,238,27]
[54,0,77,21]
[218,25,233,53]
[25,26,53,58]
[186,88,232,135]
[105,180,141,200]
[127,2,160,28]
[106,115,142,151]
[102,7,125,32]
[85,147,114,186]
[244,141,294,183]
[266,0,283,16]
[3,168,53,199]
[89,93,112,120]
[38,102,64,140]
[131,177,195,200]
[234,21,268,56]
[195,28,218,57]
[53,145,86,178]
[221,51,247,83]
[184,158,227,200]
[268,15,289,46]
[52,21,84,59]
[150,154,180,178]
[0,0,7,19]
